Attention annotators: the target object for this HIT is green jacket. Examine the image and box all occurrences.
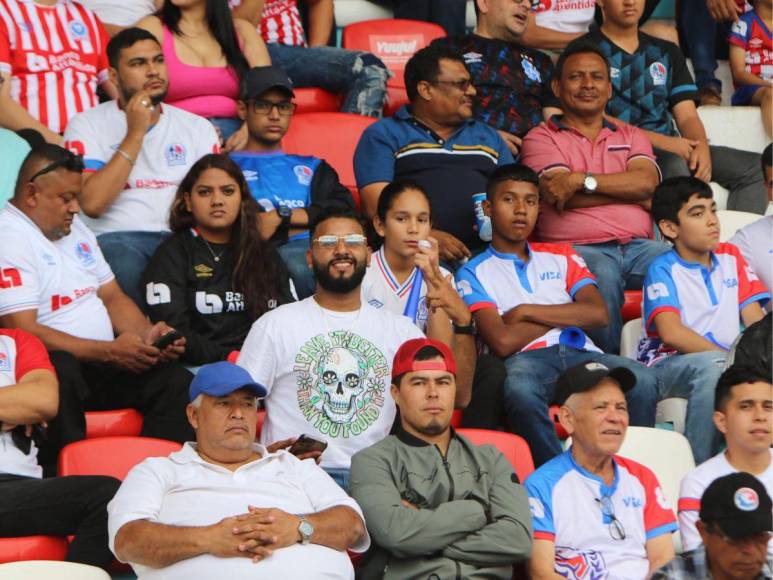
[349,427,533,580]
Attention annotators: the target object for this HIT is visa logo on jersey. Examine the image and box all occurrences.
[724,277,739,288]
[539,271,561,281]
[622,496,643,508]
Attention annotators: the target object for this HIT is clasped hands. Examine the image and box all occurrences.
[207,506,303,563]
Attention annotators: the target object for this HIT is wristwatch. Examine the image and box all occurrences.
[583,172,598,193]
[297,514,314,545]
[277,205,292,228]
[453,320,476,335]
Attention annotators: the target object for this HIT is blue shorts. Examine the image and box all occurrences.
[731,84,765,106]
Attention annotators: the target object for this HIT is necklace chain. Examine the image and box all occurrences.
[200,236,225,263]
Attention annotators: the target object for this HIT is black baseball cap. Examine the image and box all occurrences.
[555,361,636,406]
[242,66,294,100]
[700,472,773,539]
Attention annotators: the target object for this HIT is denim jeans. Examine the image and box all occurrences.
[575,239,671,354]
[654,146,768,215]
[97,231,170,308]
[503,345,659,467]
[323,467,350,492]
[652,351,726,464]
[277,237,315,300]
[369,0,468,35]
[209,116,242,144]
[268,44,389,118]
[678,0,730,90]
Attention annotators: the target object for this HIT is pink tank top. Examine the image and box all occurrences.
[162,26,240,119]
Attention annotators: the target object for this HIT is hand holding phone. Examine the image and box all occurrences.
[288,434,328,457]
[152,330,183,350]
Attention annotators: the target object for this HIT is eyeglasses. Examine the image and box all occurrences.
[596,496,626,541]
[250,100,297,116]
[29,152,84,183]
[431,78,473,92]
[707,524,772,547]
[312,234,367,249]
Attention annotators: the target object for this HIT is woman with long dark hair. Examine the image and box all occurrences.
[137,0,269,150]
[142,153,294,365]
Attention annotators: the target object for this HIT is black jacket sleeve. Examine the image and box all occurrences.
[141,236,231,365]
[306,160,355,226]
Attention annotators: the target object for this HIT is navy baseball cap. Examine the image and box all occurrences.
[189,362,267,402]
[242,66,294,99]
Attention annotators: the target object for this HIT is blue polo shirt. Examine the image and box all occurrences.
[354,106,514,249]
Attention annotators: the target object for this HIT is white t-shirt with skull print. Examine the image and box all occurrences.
[237,297,424,469]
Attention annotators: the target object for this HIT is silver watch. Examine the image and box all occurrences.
[298,514,314,545]
[583,172,598,193]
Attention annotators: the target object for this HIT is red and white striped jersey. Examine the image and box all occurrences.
[260,0,306,47]
[0,0,109,134]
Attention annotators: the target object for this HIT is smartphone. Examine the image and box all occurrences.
[152,330,183,350]
[288,434,328,456]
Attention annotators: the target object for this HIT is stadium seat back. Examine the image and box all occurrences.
[0,561,110,579]
[621,290,642,323]
[58,436,182,480]
[0,537,67,565]
[457,428,535,482]
[84,408,143,439]
[620,318,643,360]
[342,19,446,87]
[717,210,762,242]
[282,112,377,209]
[293,87,342,114]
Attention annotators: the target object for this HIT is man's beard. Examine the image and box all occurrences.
[121,85,167,106]
[312,255,367,294]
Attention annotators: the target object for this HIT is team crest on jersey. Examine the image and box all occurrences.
[522,56,542,82]
[532,0,551,13]
[294,331,389,438]
[649,62,667,86]
[294,165,313,186]
[75,241,96,267]
[610,67,621,80]
[69,20,88,39]
[0,349,9,372]
[165,143,187,166]
[555,548,608,579]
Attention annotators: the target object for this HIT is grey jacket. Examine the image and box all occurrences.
[349,427,533,580]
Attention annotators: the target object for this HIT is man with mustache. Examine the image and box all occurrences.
[520,41,668,354]
[237,207,474,489]
[63,27,220,306]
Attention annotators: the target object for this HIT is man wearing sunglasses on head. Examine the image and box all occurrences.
[230,66,356,300]
[237,207,475,491]
[525,361,677,579]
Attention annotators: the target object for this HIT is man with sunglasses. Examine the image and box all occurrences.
[62,27,220,307]
[237,207,474,490]
[654,472,773,579]
[231,66,355,299]
[0,144,194,465]
[525,361,677,579]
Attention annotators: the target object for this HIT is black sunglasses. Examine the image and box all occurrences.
[29,153,85,183]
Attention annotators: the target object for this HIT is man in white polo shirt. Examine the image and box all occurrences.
[63,27,219,306]
[0,144,194,456]
[109,361,368,580]
[238,207,475,490]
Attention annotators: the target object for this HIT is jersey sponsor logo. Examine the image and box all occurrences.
[194,264,213,278]
[610,67,620,80]
[146,282,171,305]
[540,271,562,281]
[293,165,313,186]
[0,350,9,372]
[463,51,483,64]
[294,331,389,438]
[42,253,56,266]
[735,487,759,511]
[646,282,670,300]
[165,143,187,167]
[68,20,88,39]
[75,241,96,267]
[195,291,223,314]
[0,268,22,289]
[64,140,85,156]
[749,38,763,48]
[529,497,545,519]
[367,298,384,309]
[522,56,542,82]
[242,169,258,181]
[555,548,608,579]
[134,179,177,189]
[621,496,642,508]
[649,62,667,86]
[724,277,739,288]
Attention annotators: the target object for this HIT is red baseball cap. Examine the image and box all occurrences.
[391,338,457,380]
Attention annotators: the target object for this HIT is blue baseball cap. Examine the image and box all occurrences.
[189,362,267,402]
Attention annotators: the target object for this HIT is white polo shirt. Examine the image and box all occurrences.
[107,442,370,580]
[76,0,155,26]
[678,450,773,556]
[729,216,773,312]
[63,101,220,235]
[360,246,452,333]
[237,297,423,469]
[0,204,114,341]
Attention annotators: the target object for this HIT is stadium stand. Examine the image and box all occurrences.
[293,88,343,114]
[456,428,535,482]
[85,410,144,440]
[0,537,67,565]
[0,560,110,579]
[58,437,182,481]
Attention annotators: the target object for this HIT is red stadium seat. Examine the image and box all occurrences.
[622,290,642,323]
[549,404,569,440]
[85,408,143,439]
[282,113,377,211]
[0,536,68,564]
[450,409,463,428]
[58,436,182,480]
[457,428,535,482]
[384,85,409,117]
[342,19,446,89]
[293,87,342,114]
[257,409,266,438]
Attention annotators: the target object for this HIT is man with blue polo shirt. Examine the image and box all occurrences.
[526,361,677,579]
[581,0,767,214]
[455,163,657,467]
[231,67,355,299]
[355,44,514,266]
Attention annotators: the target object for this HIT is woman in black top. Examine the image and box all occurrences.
[142,153,294,365]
